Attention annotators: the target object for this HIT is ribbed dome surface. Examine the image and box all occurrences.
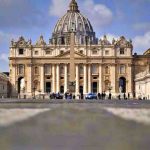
[51,0,97,45]
[53,11,94,34]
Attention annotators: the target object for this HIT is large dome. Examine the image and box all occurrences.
[51,0,97,45]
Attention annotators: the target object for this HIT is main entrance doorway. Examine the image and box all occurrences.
[92,82,97,93]
[119,77,126,93]
[60,86,64,93]
[46,82,51,93]
[18,77,24,94]
[79,86,83,94]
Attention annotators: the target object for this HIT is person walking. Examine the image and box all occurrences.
[109,93,112,100]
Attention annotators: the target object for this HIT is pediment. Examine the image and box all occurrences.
[55,51,87,58]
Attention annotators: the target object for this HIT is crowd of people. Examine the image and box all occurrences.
[48,92,131,100]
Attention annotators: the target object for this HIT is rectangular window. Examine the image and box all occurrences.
[105,50,109,55]
[92,65,98,74]
[19,49,24,55]
[92,50,98,55]
[34,51,38,55]
[120,48,125,55]
[60,51,64,54]
[46,51,52,55]
[120,65,126,74]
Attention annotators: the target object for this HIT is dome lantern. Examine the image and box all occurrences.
[69,0,79,12]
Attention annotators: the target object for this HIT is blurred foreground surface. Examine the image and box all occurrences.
[0,99,150,150]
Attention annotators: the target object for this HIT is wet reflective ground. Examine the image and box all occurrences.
[0,100,150,150]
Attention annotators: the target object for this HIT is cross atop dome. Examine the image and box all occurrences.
[68,0,80,12]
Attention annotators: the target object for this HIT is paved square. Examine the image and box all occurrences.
[0,100,150,150]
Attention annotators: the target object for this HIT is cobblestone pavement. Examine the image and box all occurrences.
[0,100,150,150]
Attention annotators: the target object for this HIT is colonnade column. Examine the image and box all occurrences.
[111,64,116,94]
[88,64,91,93]
[83,64,87,94]
[56,64,60,92]
[99,64,102,93]
[76,64,79,94]
[52,64,56,93]
[40,64,44,93]
[64,64,68,93]
[127,64,133,95]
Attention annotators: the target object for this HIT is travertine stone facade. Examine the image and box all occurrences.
[135,66,150,99]
[9,0,149,98]
[0,73,9,98]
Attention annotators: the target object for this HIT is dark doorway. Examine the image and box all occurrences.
[92,82,97,93]
[79,86,83,94]
[60,86,64,93]
[119,77,126,93]
[18,77,24,94]
[46,82,51,93]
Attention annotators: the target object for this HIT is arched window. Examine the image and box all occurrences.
[35,67,39,75]
[105,66,110,74]
[78,23,82,31]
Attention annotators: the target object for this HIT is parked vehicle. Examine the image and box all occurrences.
[85,93,97,100]
[55,93,63,99]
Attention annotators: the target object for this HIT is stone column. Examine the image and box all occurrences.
[88,64,91,93]
[52,64,56,93]
[76,64,79,94]
[127,64,133,95]
[40,64,44,93]
[99,64,102,93]
[83,64,87,94]
[111,64,116,94]
[56,64,60,92]
[27,64,32,94]
[64,64,68,93]
[11,64,18,97]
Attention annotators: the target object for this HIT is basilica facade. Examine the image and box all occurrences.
[9,0,149,98]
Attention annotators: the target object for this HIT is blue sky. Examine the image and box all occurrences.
[0,0,150,72]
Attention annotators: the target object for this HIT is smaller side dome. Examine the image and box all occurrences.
[143,48,150,55]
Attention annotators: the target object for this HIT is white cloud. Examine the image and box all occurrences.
[49,0,113,29]
[82,0,113,28]
[49,0,69,17]
[133,23,150,32]
[133,31,150,53]
[0,53,9,62]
